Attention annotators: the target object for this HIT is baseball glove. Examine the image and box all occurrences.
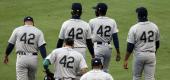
[44,69,55,80]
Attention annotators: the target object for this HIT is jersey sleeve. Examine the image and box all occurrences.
[112,20,119,34]
[86,24,92,39]
[8,28,17,44]
[58,22,66,39]
[80,73,87,80]
[127,26,135,44]
[38,31,46,47]
[79,54,88,69]
[106,74,114,80]
[155,26,160,41]
[89,19,94,32]
[46,50,57,64]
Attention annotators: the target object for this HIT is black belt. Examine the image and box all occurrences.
[74,47,86,48]
[17,51,37,55]
[141,50,155,53]
[97,41,110,44]
[58,77,75,80]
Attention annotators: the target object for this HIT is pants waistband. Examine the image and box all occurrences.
[96,41,110,45]
[17,51,37,55]
[74,47,86,48]
[58,77,75,80]
[141,50,155,53]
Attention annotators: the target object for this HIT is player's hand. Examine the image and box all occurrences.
[116,54,121,62]
[3,55,9,64]
[123,60,128,69]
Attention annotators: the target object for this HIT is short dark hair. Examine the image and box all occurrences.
[64,38,74,46]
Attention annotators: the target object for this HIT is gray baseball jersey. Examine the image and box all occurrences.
[8,25,46,53]
[59,19,91,48]
[89,16,118,72]
[46,47,88,79]
[127,21,160,80]
[89,16,118,43]
[127,21,160,54]
[8,25,46,80]
[80,69,114,80]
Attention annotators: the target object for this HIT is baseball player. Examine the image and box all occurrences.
[3,16,47,80]
[123,7,160,80]
[56,3,94,59]
[80,58,114,80]
[43,38,88,80]
[89,3,121,72]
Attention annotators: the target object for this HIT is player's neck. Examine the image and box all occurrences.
[138,18,148,22]
[24,22,34,26]
[72,15,80,19]
[64,45,73,48]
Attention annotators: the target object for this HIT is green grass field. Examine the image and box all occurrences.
[0,0,170,80]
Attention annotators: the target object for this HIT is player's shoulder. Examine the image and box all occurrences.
[148,21,158,27]
[102,72,113,79]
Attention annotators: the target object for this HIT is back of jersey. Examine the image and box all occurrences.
[48,47,87,78]
[59,19,91,48]
[89,17,118,43]
[8,25,46,53]
[127,21,160,53]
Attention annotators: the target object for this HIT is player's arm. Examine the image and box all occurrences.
[56,38,64,48]
[86,39,95,58]
[38,31,47,59]
[4,29,17,64]
[86,24,95,58]
[56,22,66,48]
[124,42,134,69]
[155,41,160,53]
[43,59,51,70]
[112,33,121,61]
[4,43,15,64]
[124,27,135,69]
[39,44,47,59]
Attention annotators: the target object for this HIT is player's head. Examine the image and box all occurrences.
[136,7,148,22]
[64,38,74,47]
[71,3,82,18]
[91,58,103,69]
[24,16,34,25]
[93,3,108,17]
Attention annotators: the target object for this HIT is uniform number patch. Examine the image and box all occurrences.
[140,31,154,43]
[68,28,83,39]
[59,55,75,69]
[20,33,35,45]
[97,25,111,37]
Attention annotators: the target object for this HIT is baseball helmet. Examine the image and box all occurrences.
[91,58,103,66]
[72,3,82,11]
[136,7,148,18]
[44,75,54,80]
[24,16,34,22]
[93,3,108,11]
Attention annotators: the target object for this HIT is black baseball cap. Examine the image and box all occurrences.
[93,3,108,11]
[24,16,33,22]
[72,3,82,11]
[136,7,148,18]
[91,58,102,66]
